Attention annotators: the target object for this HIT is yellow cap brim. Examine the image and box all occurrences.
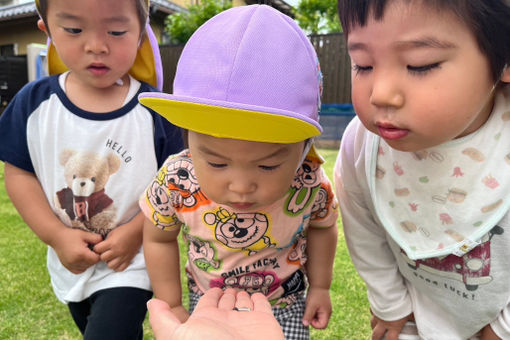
[139,97,322,144]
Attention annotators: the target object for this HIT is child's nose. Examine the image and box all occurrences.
[85,33,108,55]
[370,73,404,108]
[228,177,256,195]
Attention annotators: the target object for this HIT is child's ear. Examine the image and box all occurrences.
[501,64,510,83]
[37,19,49,36]
[138,32,146,50]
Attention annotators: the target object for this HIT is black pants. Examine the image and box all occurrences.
[68,287,153,340]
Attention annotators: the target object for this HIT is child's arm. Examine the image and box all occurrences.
[143,217,189,322]
[481,324,502,340]
[484,303,510,340]
[4,163,102,273]
[302,223,337,329]
[334,120,413,337]
[93,212,144,272]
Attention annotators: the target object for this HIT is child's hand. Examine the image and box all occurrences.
[480,324,502,340]
[93,218,142,272]
[52,228,102,274]
[371,312,414,340]
[302,287,332,329]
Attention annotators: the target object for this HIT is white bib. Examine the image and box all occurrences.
[369,88,510,259]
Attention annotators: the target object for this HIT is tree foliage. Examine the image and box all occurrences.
[295,0,341,34]
[164,0,232,45]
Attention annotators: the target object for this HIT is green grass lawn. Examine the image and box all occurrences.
[0,149,371,339]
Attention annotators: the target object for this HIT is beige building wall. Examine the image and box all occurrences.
[0,19,46,55]
[232,0,248,6]
[170,0,189,7]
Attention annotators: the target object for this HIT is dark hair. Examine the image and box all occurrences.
[36,0,148,36]
[337,0,510,82]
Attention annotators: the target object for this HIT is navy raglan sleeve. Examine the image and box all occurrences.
[0,78,52,173]
[138,83,184,167]
[153,113,184,167]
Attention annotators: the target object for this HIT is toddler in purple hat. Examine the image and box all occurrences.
[139,5,339,339]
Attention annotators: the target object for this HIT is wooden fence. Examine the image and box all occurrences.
[310,33,351,104]
[160,32,352,104]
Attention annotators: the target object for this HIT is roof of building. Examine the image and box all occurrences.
[151,0,185,14]
[0,2,35,21]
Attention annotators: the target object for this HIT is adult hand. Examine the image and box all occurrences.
[147,288,284,340]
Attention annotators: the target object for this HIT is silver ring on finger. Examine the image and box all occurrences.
[233,307,252,312]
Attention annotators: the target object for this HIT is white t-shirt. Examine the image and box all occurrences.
[0,74,183,303]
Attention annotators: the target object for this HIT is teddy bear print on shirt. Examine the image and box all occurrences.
[54,149,120,238]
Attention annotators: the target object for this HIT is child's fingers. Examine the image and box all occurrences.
[81,230,103,245]
[104,255,129,272]
[92,240,108,254]
[371,323,389,340]
[301,304,315,327]
[311,310,330,329]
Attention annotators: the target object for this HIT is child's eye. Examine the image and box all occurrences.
[207,162,226,169]
[64,27,82,34]
[259,165,280,171]
[109,31,127,36]
[352,64,372,75]
[407,62,441,75]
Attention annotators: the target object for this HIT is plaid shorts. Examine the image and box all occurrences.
[188,291,310,340]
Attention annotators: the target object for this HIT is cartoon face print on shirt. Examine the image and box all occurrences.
[146,171,180,230]
[165,152,209,212]
[210,271,280,296]
[204,207,276,255]
[184,231,221,272]
[311,182,337,220]
[285,158,321,216]
[287,232,307,266]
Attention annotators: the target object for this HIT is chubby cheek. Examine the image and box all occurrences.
[110,38,139,62]
[260,177,293,204]
[351,85,371,122]
[193,168,221,200]
[114,49,138,69]
[200,180,223,202]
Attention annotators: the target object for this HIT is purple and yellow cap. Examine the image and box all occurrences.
[139,5,323,143]
[35,0,163,90]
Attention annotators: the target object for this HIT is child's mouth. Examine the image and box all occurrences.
[377,123,409,140]
[87,64,109,75]
[230,202,255,210]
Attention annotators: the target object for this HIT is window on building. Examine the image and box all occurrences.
[0,44,16,56]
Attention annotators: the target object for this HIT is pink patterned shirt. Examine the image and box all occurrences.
[140,149,338,305]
